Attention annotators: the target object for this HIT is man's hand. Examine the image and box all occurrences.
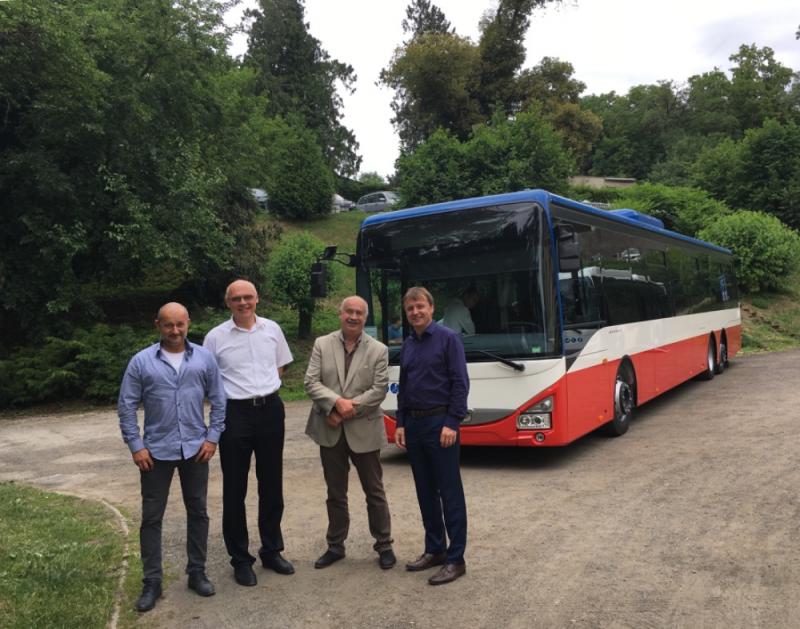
[195,440,217,463]
[395,427,406,450]
[132,448,154,472]
[334,397,359,419]
[440,426,458,448]
[325,410,344,428]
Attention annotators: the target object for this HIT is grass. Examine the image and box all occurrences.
[0,482,126,629]
[740,270,800,354]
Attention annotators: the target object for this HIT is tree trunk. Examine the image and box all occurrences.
[298,309,312,339]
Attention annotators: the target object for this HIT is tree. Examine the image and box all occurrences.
[396,108,573,206]
[1,0,273,344]
[265,232,335,338]
[475,0,558,117]
[358,171,387,189]
[402,0,452,40]
[691,119,800,230]
[727,44,797,131]
[380,33,483,150]
[263,117,334,220]
[244,0,360,176]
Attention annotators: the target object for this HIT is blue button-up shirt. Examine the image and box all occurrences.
[397,321,469,430]
[118,341,226,460]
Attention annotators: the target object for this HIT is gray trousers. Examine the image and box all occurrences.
[140,457,209,583]
[319,432,393,555]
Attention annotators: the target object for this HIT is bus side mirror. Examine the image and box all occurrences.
[557,227,581,273]
[310,261,328,298]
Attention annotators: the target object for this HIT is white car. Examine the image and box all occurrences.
[332,193,354,213]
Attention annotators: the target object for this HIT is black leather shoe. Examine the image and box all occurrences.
[378,549,397,570]
[233,563,257,586]
[428,562,466,585]
[262,552,295,575]
[135,581,162,612]
[314,549,345,569]
[187,572,215,597]
[405,552,446,572]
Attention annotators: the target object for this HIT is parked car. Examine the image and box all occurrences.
[332,193,354,213]
[355,191,399,213]
[249,187,268,210]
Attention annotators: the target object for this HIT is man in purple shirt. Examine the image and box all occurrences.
[395,286,469,585]
[118,302,226,612]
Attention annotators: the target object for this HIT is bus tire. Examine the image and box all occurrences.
[715,336,728,374]
[698,336,716,381]
[603,363,635,437]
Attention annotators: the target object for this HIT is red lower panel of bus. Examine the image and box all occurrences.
[384,324,742,447]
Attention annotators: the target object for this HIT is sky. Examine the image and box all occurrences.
[227,0,800,180]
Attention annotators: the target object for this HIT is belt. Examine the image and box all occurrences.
[228,392,279,407]
[408,406,448,419]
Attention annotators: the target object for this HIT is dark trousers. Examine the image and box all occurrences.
[140,456,209,583]
[219,395,285,566]
[319,432,393,555]
[405,413,467,564]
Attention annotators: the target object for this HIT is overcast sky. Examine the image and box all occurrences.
[227,0,800,181]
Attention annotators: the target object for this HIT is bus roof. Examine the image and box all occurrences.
[360,189,732,255]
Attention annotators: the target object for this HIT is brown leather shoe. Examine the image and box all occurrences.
[428,562,466,585]
[405,552,446,572]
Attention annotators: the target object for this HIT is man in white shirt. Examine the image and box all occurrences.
[203,279,294,587]
[440,287,479,335]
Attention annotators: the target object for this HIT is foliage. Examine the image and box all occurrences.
[0,483,125,629]
[380,33,483,150]
[611,183,732,236]
[567,185,623,204]
[691,119,800,230]
[358,171,388,189]
[381,0,560,152]
[396,108,573,206]
[263,117,335,219]
[265,232,337,338]
[0,324,154,407]
[402,0,453,39]
[244,0,360,176]
[0,0,273,345]
[698,211,800,293]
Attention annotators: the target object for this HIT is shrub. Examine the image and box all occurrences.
[698,211,800,293]
[612,183,731,236]
[265,232,337,338]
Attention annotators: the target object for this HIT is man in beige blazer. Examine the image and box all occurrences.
[304,295,396,570]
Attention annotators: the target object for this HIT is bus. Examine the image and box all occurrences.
[353,189,741,446]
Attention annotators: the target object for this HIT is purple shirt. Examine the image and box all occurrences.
[397,321,469,430]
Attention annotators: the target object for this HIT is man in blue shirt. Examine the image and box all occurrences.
[118,302,226,612]
[395,286,469,585]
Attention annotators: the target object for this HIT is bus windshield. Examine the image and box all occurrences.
[358,202,560,362]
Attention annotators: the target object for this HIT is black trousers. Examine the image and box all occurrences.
[319,432,392,555]
[405,413,467,564]
[140,456,209,583]
[219,395,286,566]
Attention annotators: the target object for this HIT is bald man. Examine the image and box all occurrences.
[203,280,294,586]
[118,302,226,612]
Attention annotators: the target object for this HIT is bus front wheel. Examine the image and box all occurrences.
[698,336,716,381]
[603,363,635,437]
[715,337,728,374]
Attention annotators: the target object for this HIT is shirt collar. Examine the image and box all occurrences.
[155,340,193,358]
[413,321,436,340]
[225,315,266,332]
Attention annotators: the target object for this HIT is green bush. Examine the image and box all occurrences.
[698,211,800,293]
[612,183,731,236]
[265,232,337,339]
[0,325,154,408]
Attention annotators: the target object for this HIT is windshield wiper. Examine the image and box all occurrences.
[467,349,526,372]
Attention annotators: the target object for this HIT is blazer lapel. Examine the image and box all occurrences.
[332,333,347,392]
[342,334,367,393]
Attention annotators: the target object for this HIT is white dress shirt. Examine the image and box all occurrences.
[203,316,293,399]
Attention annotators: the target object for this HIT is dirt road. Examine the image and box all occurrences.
[1,350,799,628]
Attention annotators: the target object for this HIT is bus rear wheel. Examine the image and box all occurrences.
[715,338,728,374]
[698,336,716,381]
[603,363,635,437]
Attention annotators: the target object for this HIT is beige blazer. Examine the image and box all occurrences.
[304,330,389,453]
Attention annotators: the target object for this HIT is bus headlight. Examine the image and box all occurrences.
[517,396,553,430]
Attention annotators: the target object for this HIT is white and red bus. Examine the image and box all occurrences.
[354,190,741,446]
